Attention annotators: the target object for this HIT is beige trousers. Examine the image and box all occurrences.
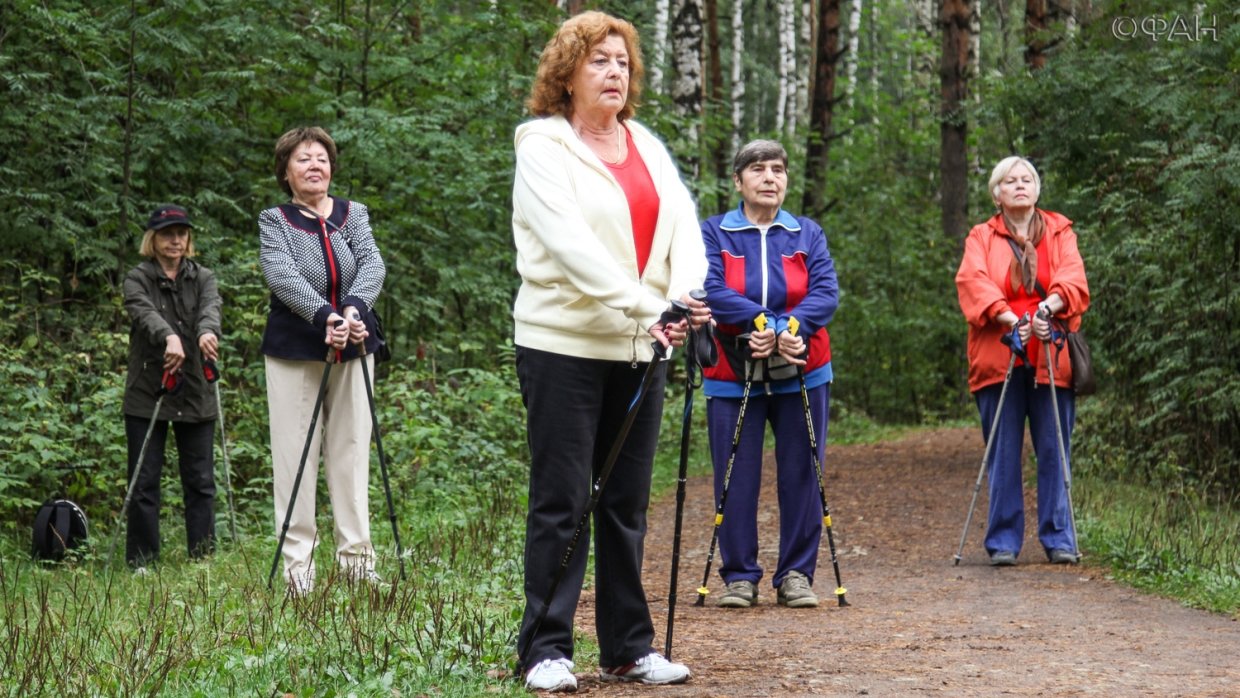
[266,355,375,589]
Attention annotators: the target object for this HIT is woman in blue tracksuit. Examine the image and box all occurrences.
[701,139,839,609]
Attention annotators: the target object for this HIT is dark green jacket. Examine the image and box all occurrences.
[123,259,222,422]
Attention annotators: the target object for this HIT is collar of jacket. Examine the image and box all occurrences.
[984,208,1073,238]
[719,204,801,233]
[515,115,665,181]
[140,257,197,284]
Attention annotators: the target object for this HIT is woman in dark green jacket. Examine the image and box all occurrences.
[122,204,222,569]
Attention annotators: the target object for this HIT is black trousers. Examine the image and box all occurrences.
[515,346,667,670]
[124,415,216,566]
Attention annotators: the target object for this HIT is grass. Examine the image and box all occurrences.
[1075,478,1240,617]
[1,485,530,697]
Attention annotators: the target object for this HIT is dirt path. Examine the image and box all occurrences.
[571,427,1239,697]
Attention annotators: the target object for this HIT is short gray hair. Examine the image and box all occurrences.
[732,139,788,176]
[988,156,1041,207]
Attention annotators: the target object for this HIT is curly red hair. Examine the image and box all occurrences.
[526,11,644,121]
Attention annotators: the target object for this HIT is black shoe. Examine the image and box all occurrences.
[989,551,1017,566]
[1048,549,1079,564]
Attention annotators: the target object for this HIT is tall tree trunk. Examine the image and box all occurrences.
[730,0,744,154]
[845,0,862,110]
[1025,0,1048,70]
[868,0,880,124]
[970,0,980,86]
[802,0,841,218]
[118,0,136,288]
[776,0,794,135]
[672,0,704,177]
[651,0,670,93]
[798,0,812,136]
[940,0,972,243]
[705,0,728,193]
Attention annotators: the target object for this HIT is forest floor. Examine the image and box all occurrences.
[564,427,1239,697]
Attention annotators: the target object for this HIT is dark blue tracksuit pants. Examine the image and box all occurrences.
[706,384,828,590]
[975,365,1076,558]
[514,346,666,672]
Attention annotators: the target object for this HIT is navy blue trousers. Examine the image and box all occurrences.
[706,384,828,589]
[515,346,666,671]
[124,415,216,566]
[975,366,1076,558]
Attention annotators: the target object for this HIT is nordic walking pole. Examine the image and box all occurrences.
[1039,308,1080,562]
[520,302,687,664]
[953,314,1029,565]
[348,310,406,581]
[108,370,180,566]
[665,289,708,660]
[788,317,849,607]
[694,313,768,607]
[203,360,238,542]
[268,324,340,589]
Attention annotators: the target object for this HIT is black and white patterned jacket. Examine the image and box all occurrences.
[258,196,386,361]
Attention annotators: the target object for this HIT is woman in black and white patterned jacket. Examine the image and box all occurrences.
[258,126,386,595]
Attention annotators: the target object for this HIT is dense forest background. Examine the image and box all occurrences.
[0,0,1235,530]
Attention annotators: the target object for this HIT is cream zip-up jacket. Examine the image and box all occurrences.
[512,115,707,363]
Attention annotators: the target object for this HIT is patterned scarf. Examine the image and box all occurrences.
[1003,210,1045,294]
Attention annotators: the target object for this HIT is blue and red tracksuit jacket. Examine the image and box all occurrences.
[701,205,839,398]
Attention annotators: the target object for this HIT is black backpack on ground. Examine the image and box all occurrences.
[32,498,89,561]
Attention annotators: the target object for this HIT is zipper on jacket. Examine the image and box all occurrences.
[319,218,343,362]
[760,227,770,308]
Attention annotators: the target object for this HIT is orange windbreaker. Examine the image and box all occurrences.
[955,209,1090,393]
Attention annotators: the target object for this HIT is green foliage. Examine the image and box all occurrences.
[991,2,1240,491]
[0,359,531,695]
[1076,473,1240,616]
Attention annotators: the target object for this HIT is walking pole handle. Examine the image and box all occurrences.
[203,360,221,384]
[159,369,183,397]
[346,310,369,357]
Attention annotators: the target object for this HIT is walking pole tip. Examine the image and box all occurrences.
[834,587,849,606]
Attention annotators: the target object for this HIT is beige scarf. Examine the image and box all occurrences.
[1002,210,1045,294]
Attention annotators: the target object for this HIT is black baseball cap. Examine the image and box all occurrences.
[147,204,194,231]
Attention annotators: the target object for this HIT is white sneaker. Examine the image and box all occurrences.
[524,657,577,692]
[600,652,691,685]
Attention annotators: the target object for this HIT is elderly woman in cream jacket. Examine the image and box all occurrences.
[510,10,709,694]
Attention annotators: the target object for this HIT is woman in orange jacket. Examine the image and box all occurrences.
[955,156,1090,566]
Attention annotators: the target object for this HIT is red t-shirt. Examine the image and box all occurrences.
[1005,235,1051,364]
[605,127,659,276]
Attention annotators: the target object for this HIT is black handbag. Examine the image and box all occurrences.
[1066,329,1095,396]
[370,308,392,363]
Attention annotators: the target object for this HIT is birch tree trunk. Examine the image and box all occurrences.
[845,0,862,111]
[730,0,744,153]
[776,0,794,136]
[672,0,704,176]
[970,0,980,86]
[940,0,972,243]
[868,0,879,124]
[651,0,670,93]
[798,0,812,137]
[802,0,841,217]
[705,0,728,188]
